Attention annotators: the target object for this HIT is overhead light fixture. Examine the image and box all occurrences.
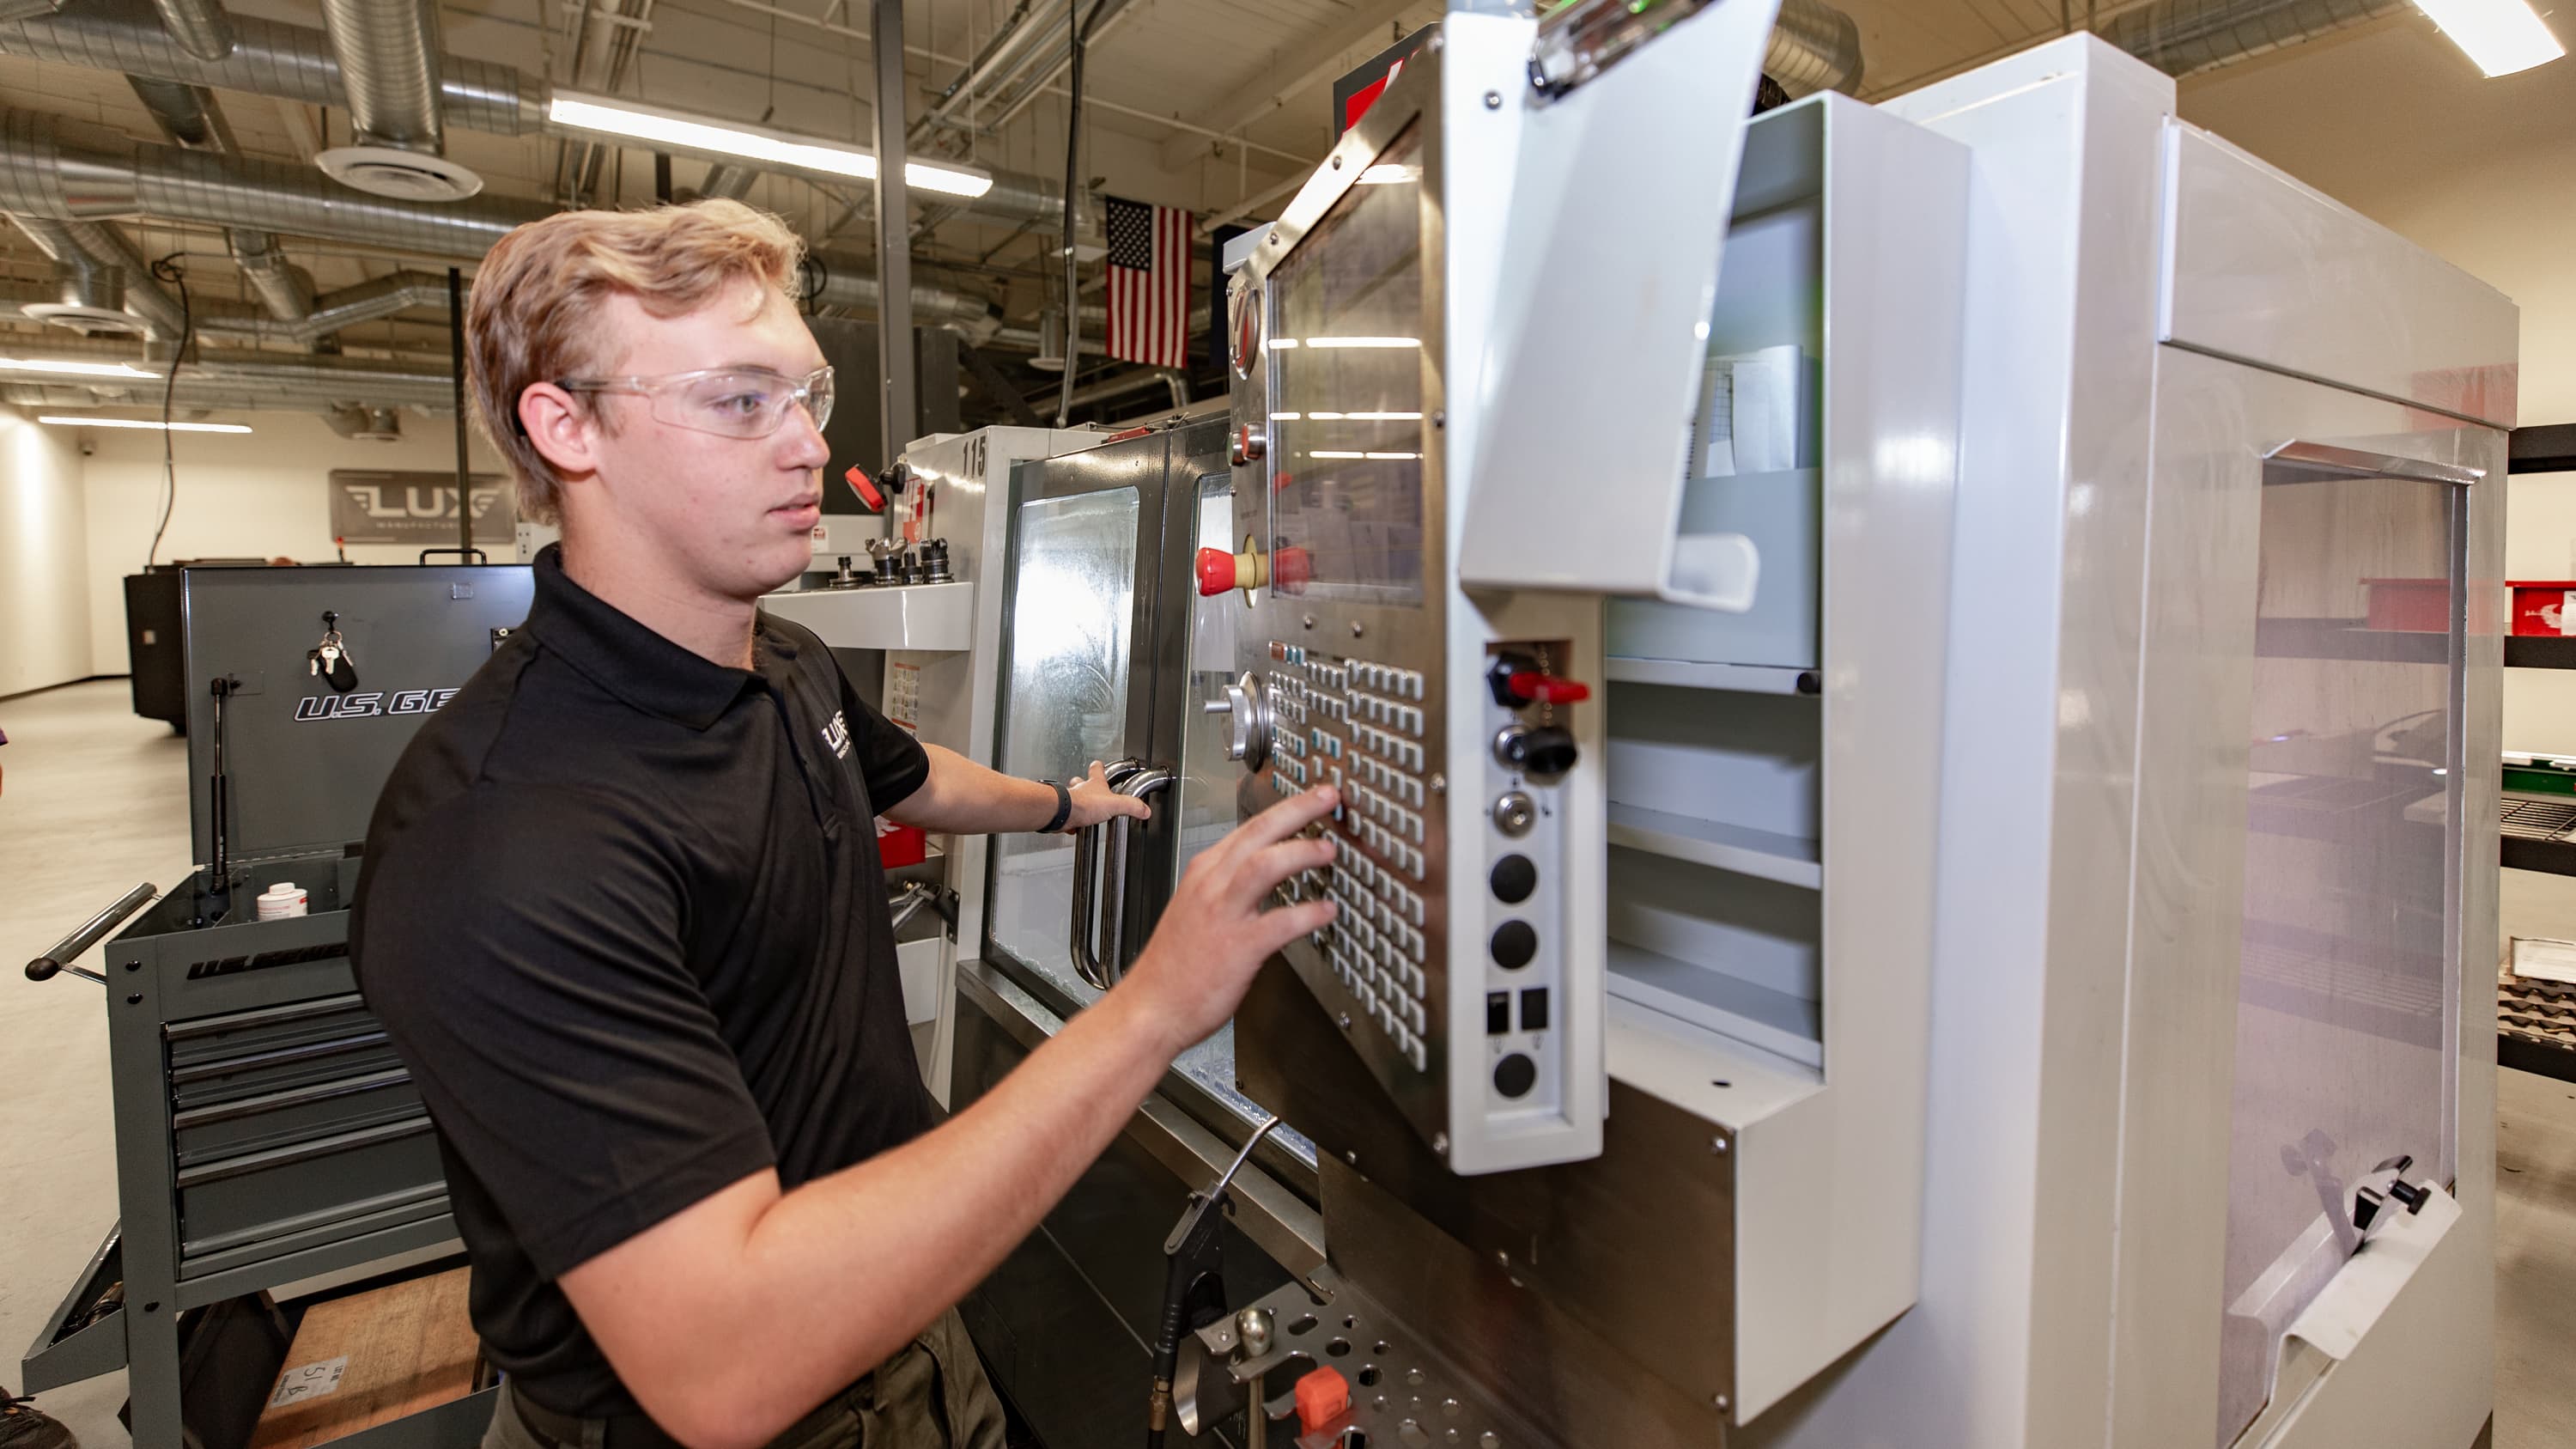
[2416,0,2565,76]
[39,415,251,433]
[1302,337,1422,349]
[0,356,163,379]
[547,94,995,198]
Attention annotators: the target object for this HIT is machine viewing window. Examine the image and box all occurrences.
[1267,122,1429,606]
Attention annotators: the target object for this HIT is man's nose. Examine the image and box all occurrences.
[777,405,831,468]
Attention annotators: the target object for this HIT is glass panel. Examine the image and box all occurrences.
[2215,466,2461,1446]
[988,488,1142,1005]
[1267,122,1428,606]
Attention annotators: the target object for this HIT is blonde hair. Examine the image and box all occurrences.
[465,199,805,524]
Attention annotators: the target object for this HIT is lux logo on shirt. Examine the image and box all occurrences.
[823,709,853,760]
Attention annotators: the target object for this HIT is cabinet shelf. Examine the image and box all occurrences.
[1606,655,1820,696]
[2506,636,2576,670]
[1607,801,1821,889]
[1606,939,1821,1068]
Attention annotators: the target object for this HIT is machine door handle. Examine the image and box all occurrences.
[1071,759,1148,990]
[1097,768,1178,988]
[2264,440,2483,486]
[26,882,157,983]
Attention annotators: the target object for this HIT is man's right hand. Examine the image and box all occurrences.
[1115,784,1340,1053]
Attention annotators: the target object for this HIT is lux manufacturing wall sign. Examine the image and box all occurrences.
[328,471,514,545]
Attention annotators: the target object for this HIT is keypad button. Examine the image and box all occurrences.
[1407,1037,1428,1072]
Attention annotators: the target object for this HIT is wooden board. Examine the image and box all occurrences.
[251,1268,480,1449]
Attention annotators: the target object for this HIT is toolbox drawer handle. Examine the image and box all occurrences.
[170,1067,414,1130]
[166,1031,391,1087]
[173,1114,434,1188]
[163,992,370,1044]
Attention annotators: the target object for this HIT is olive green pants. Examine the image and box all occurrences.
[484,1308,1006,1449]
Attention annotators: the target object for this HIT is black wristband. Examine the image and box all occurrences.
[1036,779,1073,834]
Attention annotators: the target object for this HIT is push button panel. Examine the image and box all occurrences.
[1475,643,1580,1126]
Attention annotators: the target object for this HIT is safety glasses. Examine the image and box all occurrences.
[554,364,835,440]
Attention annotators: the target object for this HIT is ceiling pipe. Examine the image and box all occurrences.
[226,229,317,322]
[125,73,234,149]
[698,162,759,201]
[2102,0,2407,76]
[145,0,229,61]
[317,0,445,152]
[0,0,1067,225]
[6,211,185,337]
[197,267,444,342]
[1768,0,1862,95]
[0,110,1001,338]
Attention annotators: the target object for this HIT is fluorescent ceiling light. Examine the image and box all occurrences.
[39,415,251,433]
[0,356,162,379]
[548,94,993,198]
[2416,0,2565,76]
[1303,336,1420,349]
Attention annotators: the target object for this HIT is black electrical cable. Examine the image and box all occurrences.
[146,253,194,571]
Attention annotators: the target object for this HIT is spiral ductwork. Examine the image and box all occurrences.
[0,0,538,133]
[0,109,999,339]
[1768,0,1862,95]
[197,268,448,343]
[0,0,1065,224]
[5,210,186,336]
[698,163,758,202]
[125,74,234,149]
[318,0,442,150]
[226,229,317,321]
[2103,0,2409,76]
[147,0,231,61]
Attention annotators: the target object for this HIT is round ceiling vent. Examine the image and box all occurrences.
[317,146,484,202]
[21,301,147,334]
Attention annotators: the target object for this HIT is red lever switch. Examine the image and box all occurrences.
[1506,670,1591,706]
[843,465,884,512]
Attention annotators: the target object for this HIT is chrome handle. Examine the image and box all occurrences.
[1070,759,1147,990]
[27,882,157,983]
[1097,768,1177,987]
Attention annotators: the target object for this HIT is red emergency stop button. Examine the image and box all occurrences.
[1294,1365,1350,1436]
[1197,547,1237,597]
[1506,670,1590,705]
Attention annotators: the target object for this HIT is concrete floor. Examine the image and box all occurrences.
[4,676,2576,1446]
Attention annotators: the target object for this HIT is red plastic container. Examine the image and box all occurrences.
[2512,581,2576,636]
[875,820,927,868]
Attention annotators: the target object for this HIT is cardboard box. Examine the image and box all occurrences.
[251,1267,479,1449]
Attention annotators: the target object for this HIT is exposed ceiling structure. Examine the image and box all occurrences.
[0,0,2494,429]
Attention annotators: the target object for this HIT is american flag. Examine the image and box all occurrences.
[1105,196,1191,370]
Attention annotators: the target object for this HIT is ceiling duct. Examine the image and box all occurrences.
[226,228,317,322]
[6,210,185,336]
[2102,0,2409,76]
[125,74,234,149]
[697,163,758,202]
[197,267,444,343]
[316,0,482,199]
[1768,0,1862,95]
[146,0,230,61]
[0,0,1066,225]
[0,110,999,339]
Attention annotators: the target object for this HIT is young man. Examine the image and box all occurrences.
[350,201,1338,1449]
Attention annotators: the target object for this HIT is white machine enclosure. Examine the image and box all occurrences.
[762,425,1099,1102]
[1732,34,2507,1449]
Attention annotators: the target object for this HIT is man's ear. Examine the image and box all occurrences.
[518,382,602,481]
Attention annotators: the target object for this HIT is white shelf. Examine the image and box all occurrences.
[1606,939,1822,1068]
[759,580,975,652]
[1607,801,1821,889]
[1607,655,1816,695]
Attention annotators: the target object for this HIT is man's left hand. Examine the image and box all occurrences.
[1063,760,1151,831]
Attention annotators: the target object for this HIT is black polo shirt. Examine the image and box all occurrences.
[351,545,933,1420]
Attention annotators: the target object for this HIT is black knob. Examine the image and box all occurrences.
[2387,1178,2431,1214]
[1498,725,1577,778]
[1490,855,1537,904]
[1492,920,1536,970]
[1493,1052,1537,1099]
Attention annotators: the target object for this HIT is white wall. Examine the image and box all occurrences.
[0,405,95,697]
[81,411,513,675]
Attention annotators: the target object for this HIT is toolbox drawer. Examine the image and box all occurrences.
[167,994,404,1111]
[172,1068,424,1166]
[177,1116,446,1270]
